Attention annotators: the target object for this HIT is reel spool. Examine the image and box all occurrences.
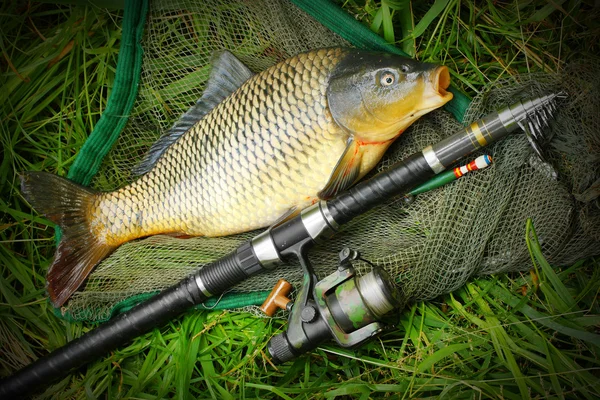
[260,248,401,364]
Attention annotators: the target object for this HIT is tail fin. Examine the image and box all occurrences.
[20,171,115,307]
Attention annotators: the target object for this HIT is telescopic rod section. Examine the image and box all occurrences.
[327,92,563,224]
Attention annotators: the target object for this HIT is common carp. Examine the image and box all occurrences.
[21,47,453,307]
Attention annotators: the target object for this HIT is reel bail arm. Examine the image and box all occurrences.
[263,247,401,364]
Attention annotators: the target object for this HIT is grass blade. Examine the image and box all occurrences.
[411,0,451,39]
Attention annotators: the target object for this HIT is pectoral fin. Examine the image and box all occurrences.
[318,139,362,199]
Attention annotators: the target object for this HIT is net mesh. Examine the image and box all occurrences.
[60,0,600,322]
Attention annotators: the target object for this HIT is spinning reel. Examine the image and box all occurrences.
[260,247,401,363]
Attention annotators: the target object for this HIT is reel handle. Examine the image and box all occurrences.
[260,279,293,316]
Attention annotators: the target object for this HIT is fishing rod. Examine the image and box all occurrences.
[0,92,564,398]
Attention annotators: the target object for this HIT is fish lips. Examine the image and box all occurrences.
[420,65,453,112]
[430,65,453,103]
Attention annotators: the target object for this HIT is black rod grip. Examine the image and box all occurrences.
[431,111,510,167]
[0,275,205,398]
[327,152,434,225]
[0,242,264,399]
[193,241,264,296]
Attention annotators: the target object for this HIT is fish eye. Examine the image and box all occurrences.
[380,71,395,86]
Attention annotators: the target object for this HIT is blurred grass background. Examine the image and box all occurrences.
[1,0,599,398]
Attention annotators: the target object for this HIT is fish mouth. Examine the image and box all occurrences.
[416,66,452,114]
[431,66,452,101]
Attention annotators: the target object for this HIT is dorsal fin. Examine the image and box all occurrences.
[318,138,363,199]
[132,51,254,176]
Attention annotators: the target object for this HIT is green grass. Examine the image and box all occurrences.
[1,0,600,399]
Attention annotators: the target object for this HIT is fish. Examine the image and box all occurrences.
[20,47,453,307]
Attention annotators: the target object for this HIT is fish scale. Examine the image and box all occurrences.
[90,48,345,242]
[21,46,452,306]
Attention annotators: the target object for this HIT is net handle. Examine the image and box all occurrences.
[67,0,148,187]
[53,0,147,247]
